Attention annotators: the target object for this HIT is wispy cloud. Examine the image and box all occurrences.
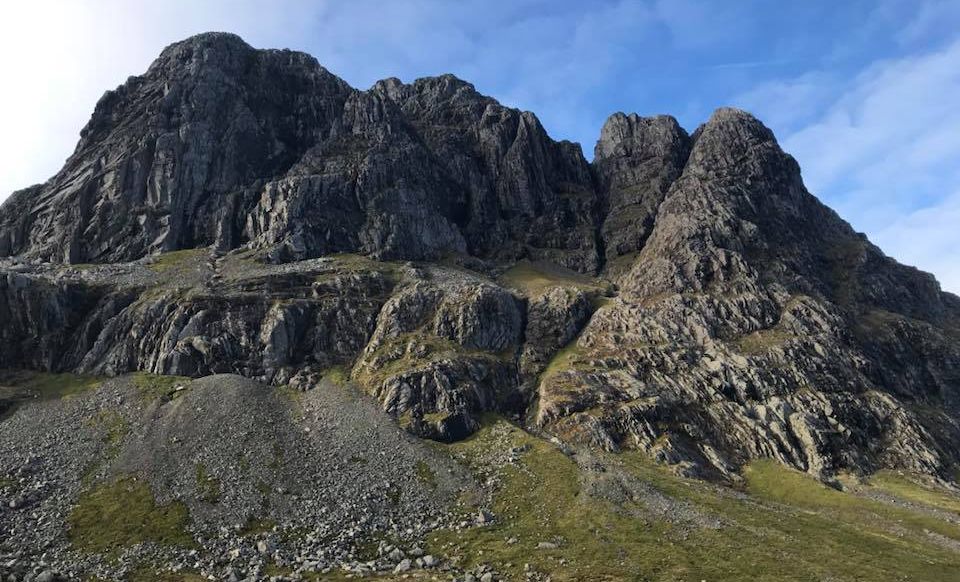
[735,36,960,293]
[733,71,837,128]
[895,0,960,46]
[873,191,960,294]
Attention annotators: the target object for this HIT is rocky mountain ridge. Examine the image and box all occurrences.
[1,31,959,488]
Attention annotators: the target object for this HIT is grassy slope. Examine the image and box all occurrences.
[427,418,960,582]
[498,261,609,298]
[0,370,101,399]
[868,471,960,513]
[131,372,191,401]
[147,249,207,273]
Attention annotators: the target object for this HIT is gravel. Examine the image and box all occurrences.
[0,373,481,580]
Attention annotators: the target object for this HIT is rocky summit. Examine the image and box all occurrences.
[1,32,960,582]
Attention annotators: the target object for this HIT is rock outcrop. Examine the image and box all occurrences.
[0,33,600,272]
[1,33,959,484]
[593,112,690,261]
[534,108,960,480]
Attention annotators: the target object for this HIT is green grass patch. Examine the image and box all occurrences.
[499,261,606,297]
[132,372,191,401]
[541,343,587,380]
[68,477,193,553]
[322,365,350,387]
[218,248,264,272]
[735,328,794,355]
[322,253,401,284]
[415,460,438,490]
[426,419,960,581]
[602,251,640,280]
[86,410,129,456]
[745,459,960,543]
[0,370,102,420]
[354,331,508,392]
[867,471,960,514]
[430,418,677,581]
[147,248,206,273]
[0,369,101,401]
[195,463,222,504]
[423,411,451,423]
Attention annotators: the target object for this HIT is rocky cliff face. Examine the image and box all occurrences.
[0,32,599,271]
[1,32,959,484]
[537,108,960,480]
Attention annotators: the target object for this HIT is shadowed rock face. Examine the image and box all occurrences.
[0,32,600,272]
[0,33,354,264]
[593,112,691,260]
[1,32,959,483]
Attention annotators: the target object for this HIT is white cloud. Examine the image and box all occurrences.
[736,39,960,294]
[873,191,960,295]
[783,41,960,204]
[895,0,960,45]
[733,71,837,129]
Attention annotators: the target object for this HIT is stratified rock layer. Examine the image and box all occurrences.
[1,33,958,483]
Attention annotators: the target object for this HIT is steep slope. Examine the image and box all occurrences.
[5,375,960,581]
[0,32,958,488]
[536,108,960,480]
[0,33,353,263]
[593,112,690,262]
[0,32,600,272]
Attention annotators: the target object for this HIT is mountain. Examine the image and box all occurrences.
[0,32,598,270]
[1,32,959,581]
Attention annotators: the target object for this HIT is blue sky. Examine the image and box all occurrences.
[1,0,958,292]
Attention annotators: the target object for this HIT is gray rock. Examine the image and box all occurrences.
[535,108,960,480]
[387,548,404,561]
[594,112,690,260]
[0,34,600,273]
[476,509,494,525]
[393,558,412,573]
